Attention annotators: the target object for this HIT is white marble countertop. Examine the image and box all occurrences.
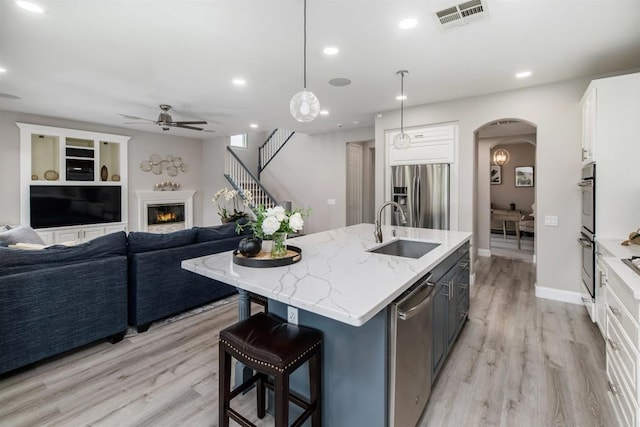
[597,238,640,259]
[598,238,640,300]
[182,223,472,326]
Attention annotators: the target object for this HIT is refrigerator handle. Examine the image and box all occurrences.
[414,175,421,227]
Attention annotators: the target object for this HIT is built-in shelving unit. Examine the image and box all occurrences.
[18,123,130,243]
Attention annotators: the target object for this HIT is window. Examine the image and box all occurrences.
[230,134,247,149]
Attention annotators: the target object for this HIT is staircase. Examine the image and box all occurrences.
[224,128,295,208]
[258,129,295,179]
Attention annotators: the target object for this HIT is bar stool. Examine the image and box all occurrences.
[219,312,322,427]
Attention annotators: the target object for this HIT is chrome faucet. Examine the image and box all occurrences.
[375,201,406,243]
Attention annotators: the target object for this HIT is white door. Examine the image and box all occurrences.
[346,143,363,225]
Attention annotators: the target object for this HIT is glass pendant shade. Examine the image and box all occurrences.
[493,148,510,165]
[393,132,412,149]
[290,90,320,122]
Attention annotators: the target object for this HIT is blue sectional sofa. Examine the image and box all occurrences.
[0,222,250,375]
[0,232,129,375]
[127,222,250,332]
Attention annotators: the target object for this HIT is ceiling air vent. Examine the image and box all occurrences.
[435,0,488,29]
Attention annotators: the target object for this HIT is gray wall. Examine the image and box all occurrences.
[489,142,536,213]
[375,77,589,294]
[258,128,375,234]
[0,110,206,231]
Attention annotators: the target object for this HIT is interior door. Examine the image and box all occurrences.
[346,143,363,226]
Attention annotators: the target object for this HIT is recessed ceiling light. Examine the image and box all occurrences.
[396,95,407,101]
[353,121,359,125]
[398,18,418,29]
[516,71,532,79]
[16,1,44,13]
[250,123,258,129]
[319,110,329,116]
[232,78,246,86]
[323,46,339,55]
[0,67,7,73]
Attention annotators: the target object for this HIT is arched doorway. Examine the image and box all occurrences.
[474,119,537,262]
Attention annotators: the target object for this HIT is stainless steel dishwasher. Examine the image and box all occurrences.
[388,273,435,427]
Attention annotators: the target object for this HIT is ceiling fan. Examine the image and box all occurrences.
[119,104,209,131]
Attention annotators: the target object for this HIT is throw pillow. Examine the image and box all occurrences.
[127,228,197,254]
[0,225,45,246]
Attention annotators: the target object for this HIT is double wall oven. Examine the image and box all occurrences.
[578,162,596,320]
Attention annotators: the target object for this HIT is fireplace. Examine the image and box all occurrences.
[147,203,186,233]
[136,190,195,233]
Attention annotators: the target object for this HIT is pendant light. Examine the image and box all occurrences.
[290,0,320,122]
[392,70,411,149]
[493,148,510,165]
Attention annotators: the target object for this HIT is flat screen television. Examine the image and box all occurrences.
[30,185,122,229]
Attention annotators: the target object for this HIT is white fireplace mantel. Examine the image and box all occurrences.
[136,190,196,232]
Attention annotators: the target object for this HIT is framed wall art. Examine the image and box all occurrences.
[490,165,501,185]
[515,166,534,187]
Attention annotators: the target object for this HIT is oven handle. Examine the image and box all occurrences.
[578,180,593,187]
[577,237,593,249]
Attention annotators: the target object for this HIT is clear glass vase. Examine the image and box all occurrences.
[270,232,288,259]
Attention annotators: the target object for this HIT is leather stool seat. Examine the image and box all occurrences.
[219,312,322,427]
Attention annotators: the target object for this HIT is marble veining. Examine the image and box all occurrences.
[182,223,472,326]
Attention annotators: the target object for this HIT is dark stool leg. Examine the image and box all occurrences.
[257,373,266,419]
[219,344,231,427]
[310,344,322,427]
[274,373,289,427]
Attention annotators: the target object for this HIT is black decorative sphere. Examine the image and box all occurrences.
[238,236,262,257]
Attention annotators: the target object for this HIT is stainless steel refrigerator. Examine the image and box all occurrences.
[390,164,450,230]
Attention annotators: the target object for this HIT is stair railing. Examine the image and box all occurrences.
[258,129,295,179]
[225,147,277,208]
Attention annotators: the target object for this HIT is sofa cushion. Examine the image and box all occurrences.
[0,225,45,245]
[194,221,247,243]
[127,228,197,254]
[0,231,127,275]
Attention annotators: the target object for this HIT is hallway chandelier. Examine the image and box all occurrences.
[493,148,510,166]
[290,0,320,122]
[393,70,411,150]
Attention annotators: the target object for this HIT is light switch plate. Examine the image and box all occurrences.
[327,199,336,205]
[544,215,559,226]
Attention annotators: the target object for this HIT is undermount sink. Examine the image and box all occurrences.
[368,239,440,259]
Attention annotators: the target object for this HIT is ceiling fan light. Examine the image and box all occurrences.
[290,90,320,122]
[393,132,412,149]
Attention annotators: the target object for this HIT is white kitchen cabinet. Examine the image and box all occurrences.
[603,257,640,426]
[581,86,596,163]
[596,254,608,337]
[387,123,457,166]
[583,73,640,239]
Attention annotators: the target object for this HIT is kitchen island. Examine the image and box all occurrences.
[182,223,471,426]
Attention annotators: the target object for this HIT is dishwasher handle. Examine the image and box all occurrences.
[397,276,435,321]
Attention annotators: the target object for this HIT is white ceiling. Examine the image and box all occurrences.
[1,0,639,139]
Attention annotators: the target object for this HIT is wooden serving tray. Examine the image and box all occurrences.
[232,245,302,268]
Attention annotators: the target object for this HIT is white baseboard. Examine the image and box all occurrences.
[477,248,491,257]
[535,283,582,305]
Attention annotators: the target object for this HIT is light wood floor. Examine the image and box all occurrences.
[0,256,615,426]
[421,256,615,427]
[490,233,535,262]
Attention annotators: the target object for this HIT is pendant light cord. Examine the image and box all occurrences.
[303,0,307,90]
[400,72,404,134]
